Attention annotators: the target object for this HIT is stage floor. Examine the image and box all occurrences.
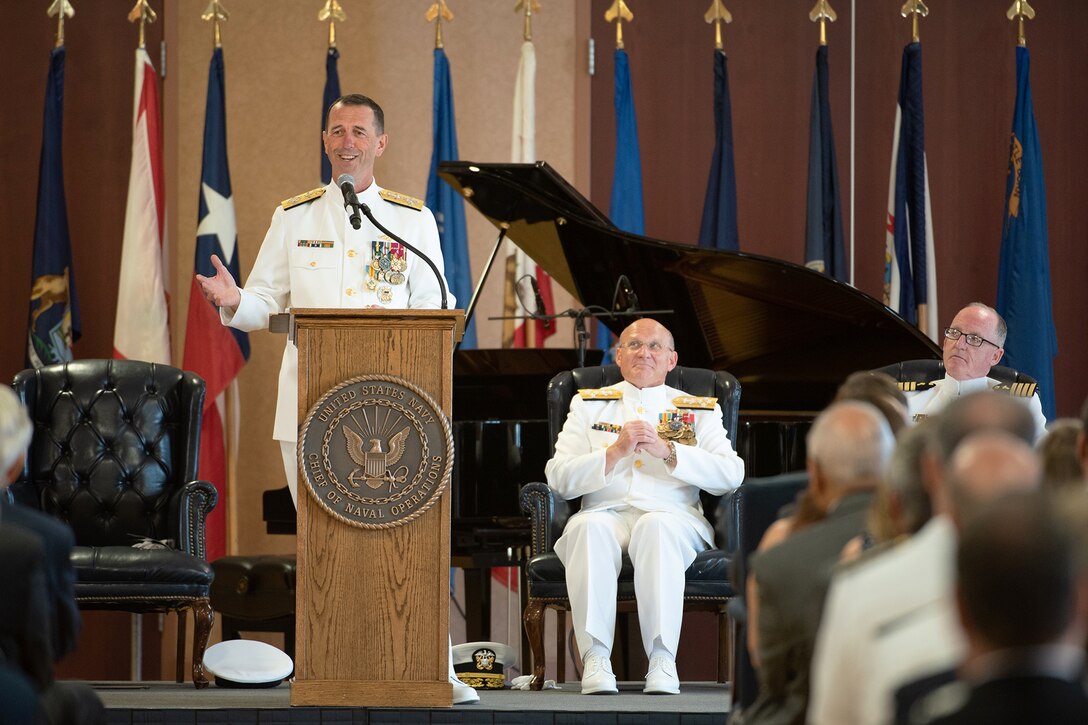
[94,680,730,724]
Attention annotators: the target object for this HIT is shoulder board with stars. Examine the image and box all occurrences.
[672,395,716,410]
[578,387,623,401]
[379,189,424,211]
[897,381,937,392]
[281,187,326,210]
[991,381,1038,398]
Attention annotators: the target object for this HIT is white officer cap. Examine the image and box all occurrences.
[203,639,293,688]
[451,641,517,689]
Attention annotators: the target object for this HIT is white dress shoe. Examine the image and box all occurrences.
[451,674,480,704]
[581,652,618,695]
[643,655,680,695]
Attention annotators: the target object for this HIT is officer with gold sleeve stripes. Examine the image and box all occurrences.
[545,319,745,696]
[902,303,1047,443]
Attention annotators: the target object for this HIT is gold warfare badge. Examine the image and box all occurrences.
[298,375,453,529]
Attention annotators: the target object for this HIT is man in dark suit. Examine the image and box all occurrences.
[1,385,104,724]
[734,401,895,724]
[904,491,1088,725]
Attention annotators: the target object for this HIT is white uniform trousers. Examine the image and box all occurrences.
[280,440,298,505]
[555,506,704,659]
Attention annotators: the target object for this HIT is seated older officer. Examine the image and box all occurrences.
[545,319,745,695]
[906,302,1047,440]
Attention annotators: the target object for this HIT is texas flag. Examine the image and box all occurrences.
[182,47,248,561]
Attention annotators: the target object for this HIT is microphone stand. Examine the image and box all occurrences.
[491,307,673,368]
[358,203,449,310]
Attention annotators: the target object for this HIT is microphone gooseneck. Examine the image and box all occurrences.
[358,202,449,310]
[336,173,363,230]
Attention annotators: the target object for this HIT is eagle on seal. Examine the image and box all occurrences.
[344,426,410,489]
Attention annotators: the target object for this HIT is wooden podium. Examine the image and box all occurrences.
[289,308,464,707]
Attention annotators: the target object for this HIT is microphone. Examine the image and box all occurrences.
[337,173,363,230]
[616,274,640,313]
[515,275,553,329]
[358,202,449,310]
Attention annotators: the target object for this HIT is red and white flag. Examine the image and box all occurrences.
[503,39,555,349]
[114,47,170,363]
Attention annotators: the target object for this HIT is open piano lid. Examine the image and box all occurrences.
[439,161,939,414]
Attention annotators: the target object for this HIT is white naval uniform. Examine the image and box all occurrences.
[808,515,962,725]
[222,180,452,500]
[904,375,1047,443]
[545,380,745,658]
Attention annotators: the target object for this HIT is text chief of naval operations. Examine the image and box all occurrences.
[196,94,454,505]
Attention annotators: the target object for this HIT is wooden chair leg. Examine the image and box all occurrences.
[556,609,567,684]
[717,608,730,684]
[191,597,214,688]
[524,599,546,690]
[175,608,187,683]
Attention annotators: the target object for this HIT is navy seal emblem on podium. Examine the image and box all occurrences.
[298,375,453,528]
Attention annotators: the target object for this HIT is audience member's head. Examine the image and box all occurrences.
[833,371,909,436]
[1039,418,1085,492]
[868,419,935,542]
[930,390,1036,466]
[944,430,1041,528]
[956,491,1077,655]
[0,385,33,487]
[806,401,895,510]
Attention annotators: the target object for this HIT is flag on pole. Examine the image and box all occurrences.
[320,46,341,185]
[599,48,645,357]
[182,48,249,561]
[804,45,846,282]
[502,38,555,348]
[425,47,476,348]
[114,47,170,364]
[996,46,1056,419]
[698,49,739,251]
[27,46,81,369]
[883,42,938,339]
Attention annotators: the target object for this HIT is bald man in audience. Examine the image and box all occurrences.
[736,402,893,725]
[808,391,1041,725]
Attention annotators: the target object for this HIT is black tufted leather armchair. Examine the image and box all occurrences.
[872,359,1038,388]
[519,364,740,689]
[11,360,218,688]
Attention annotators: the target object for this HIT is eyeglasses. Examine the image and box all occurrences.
[617,340,672,354]
[943,327,1000,349]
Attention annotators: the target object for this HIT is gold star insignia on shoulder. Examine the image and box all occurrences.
[897,381,937,392]
[579,387,622,400]
[672,395,716,410]
[379,188,424,211]
[281,187,326,209]
[991,381,1038,398]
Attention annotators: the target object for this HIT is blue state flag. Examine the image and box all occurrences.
[884,42,938,339]
[27,46,81,368]
[804,45,846,282]
[425,47,476,348]
[698,49,739,251]
[320,47,341,185]
[599,48,645,358]
[996,46,1057,419]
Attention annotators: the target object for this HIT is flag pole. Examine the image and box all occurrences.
[604,0,633,50]
[901,0,928,44]
[425,0,454,50]
[1006,0,1035,47]
[47,0,75,49]
[515,0,541,42]
[319,0,346,49]
[704,0,732,51]
[809,0,837,47]
[127,0,156,50]
[202,0,228,49]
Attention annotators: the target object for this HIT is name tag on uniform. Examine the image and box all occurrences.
[297,240,335,248]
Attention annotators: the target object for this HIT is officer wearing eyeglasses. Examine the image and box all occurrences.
[904,302,1047,441]
[545,319,745,696]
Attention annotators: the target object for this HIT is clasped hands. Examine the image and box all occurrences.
[604,420,670,474]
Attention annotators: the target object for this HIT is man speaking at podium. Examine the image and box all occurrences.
[196,93,452,505]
